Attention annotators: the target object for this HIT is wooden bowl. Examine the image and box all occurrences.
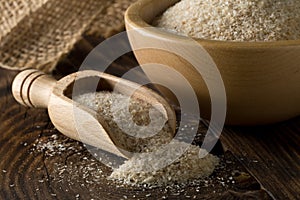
[125,0,300,125]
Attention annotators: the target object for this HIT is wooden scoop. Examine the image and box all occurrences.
[12,69,176,159]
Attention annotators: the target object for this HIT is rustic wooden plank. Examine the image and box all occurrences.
[221,119,300,199]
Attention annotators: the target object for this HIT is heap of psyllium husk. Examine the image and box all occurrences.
[153,0,300,41]
[108,140,219,186]
[74,92,219,186]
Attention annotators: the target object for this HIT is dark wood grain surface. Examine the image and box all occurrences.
[221,121,300,199]
[0,38,299,199]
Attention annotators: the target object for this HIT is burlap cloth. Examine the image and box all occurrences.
[0,0,136,72]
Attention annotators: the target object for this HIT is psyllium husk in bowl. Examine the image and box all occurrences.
[153,0,300,41]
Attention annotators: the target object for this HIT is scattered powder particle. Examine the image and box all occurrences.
[36,135,69,156]
[74,92,219,186]
[32,132,105,186]
[153,0,300,41]
[145,193,151,197]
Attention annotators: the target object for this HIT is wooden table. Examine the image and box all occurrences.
[0,39,299,200]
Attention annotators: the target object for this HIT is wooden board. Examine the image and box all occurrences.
[0,37,298,199]
[221,120,300,199]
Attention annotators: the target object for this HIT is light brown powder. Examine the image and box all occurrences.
[108,140,219,186]
[153,0,300,41]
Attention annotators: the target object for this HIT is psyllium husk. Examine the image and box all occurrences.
[154,0,300,41]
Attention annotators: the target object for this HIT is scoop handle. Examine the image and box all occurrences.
[12,69,56,108]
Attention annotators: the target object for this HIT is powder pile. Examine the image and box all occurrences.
[153,0,300,41]
[74,91,219,186]
[108,140,219,186]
